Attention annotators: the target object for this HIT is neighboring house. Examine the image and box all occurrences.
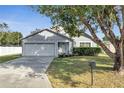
[22,29,73,57]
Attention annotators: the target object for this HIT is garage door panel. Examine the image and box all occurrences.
[23,43,55,56]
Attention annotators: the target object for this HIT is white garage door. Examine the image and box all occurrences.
[23,43,55,56]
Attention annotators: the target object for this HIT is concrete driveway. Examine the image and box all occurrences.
[0,56,54,88]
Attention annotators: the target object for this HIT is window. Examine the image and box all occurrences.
[80,42,91,47]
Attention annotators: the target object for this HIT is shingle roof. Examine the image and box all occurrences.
[22,29,73,41]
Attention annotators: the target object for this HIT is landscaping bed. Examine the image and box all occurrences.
[47,54,124,88]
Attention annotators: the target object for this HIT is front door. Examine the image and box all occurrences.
[58,42,69,55]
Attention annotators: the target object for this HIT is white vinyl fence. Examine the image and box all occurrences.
[0,46,22,56]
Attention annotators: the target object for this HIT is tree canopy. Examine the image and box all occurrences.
[37,5,124,71]
[0,23,23,46]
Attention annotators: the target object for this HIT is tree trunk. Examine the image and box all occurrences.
[113,41,124,72]
[113,51,121,71]
[120,40,124,69]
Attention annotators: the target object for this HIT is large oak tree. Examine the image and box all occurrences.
[37,5,124,72]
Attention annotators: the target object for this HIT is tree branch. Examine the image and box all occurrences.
[96,16,117,48]
[81,31,93,41]
[120,6,124,42]
[113,7,122,34]
[83,21,114,58]
[79,16,115,58]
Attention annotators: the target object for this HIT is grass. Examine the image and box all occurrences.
[47,53,124,88]
[0,54,21,63]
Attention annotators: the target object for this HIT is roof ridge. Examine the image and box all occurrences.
[22,28,73,41]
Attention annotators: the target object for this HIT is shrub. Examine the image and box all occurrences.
[73,47,101,56]
[58,53,73,58]
[58,53,66,58]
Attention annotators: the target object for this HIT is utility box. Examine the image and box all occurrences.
[88,62,96,69]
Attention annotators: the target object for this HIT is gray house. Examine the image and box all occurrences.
[22,29,73,57]
[22,28,97,57]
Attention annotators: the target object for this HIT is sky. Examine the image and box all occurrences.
[0,5,120,39]
[0,5,52,37]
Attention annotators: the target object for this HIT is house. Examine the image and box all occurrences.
[51,27,97,48]
[73,36,97,47]
[22,29,73,57]
[22,28,97,57]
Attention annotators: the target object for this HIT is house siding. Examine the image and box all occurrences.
[52,28,98,48]
[73,36,97,47]
[22,30,73,57]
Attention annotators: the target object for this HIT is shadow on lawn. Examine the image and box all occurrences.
[96,66,113,71]
[48,56,114,87]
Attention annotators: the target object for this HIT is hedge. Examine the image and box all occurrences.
[73,47,101,56]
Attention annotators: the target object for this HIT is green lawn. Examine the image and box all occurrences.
[0,54,21,63]
[47,54,124,88]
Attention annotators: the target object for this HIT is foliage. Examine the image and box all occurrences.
[37,5,120,37]
[0,32,22,46]
[37,6,124,71]
[36,6,122,57]
[58,53,72,58]
[0,23,23,46]
[73,47,101,56]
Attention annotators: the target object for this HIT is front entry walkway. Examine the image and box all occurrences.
[0,56,54,88]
